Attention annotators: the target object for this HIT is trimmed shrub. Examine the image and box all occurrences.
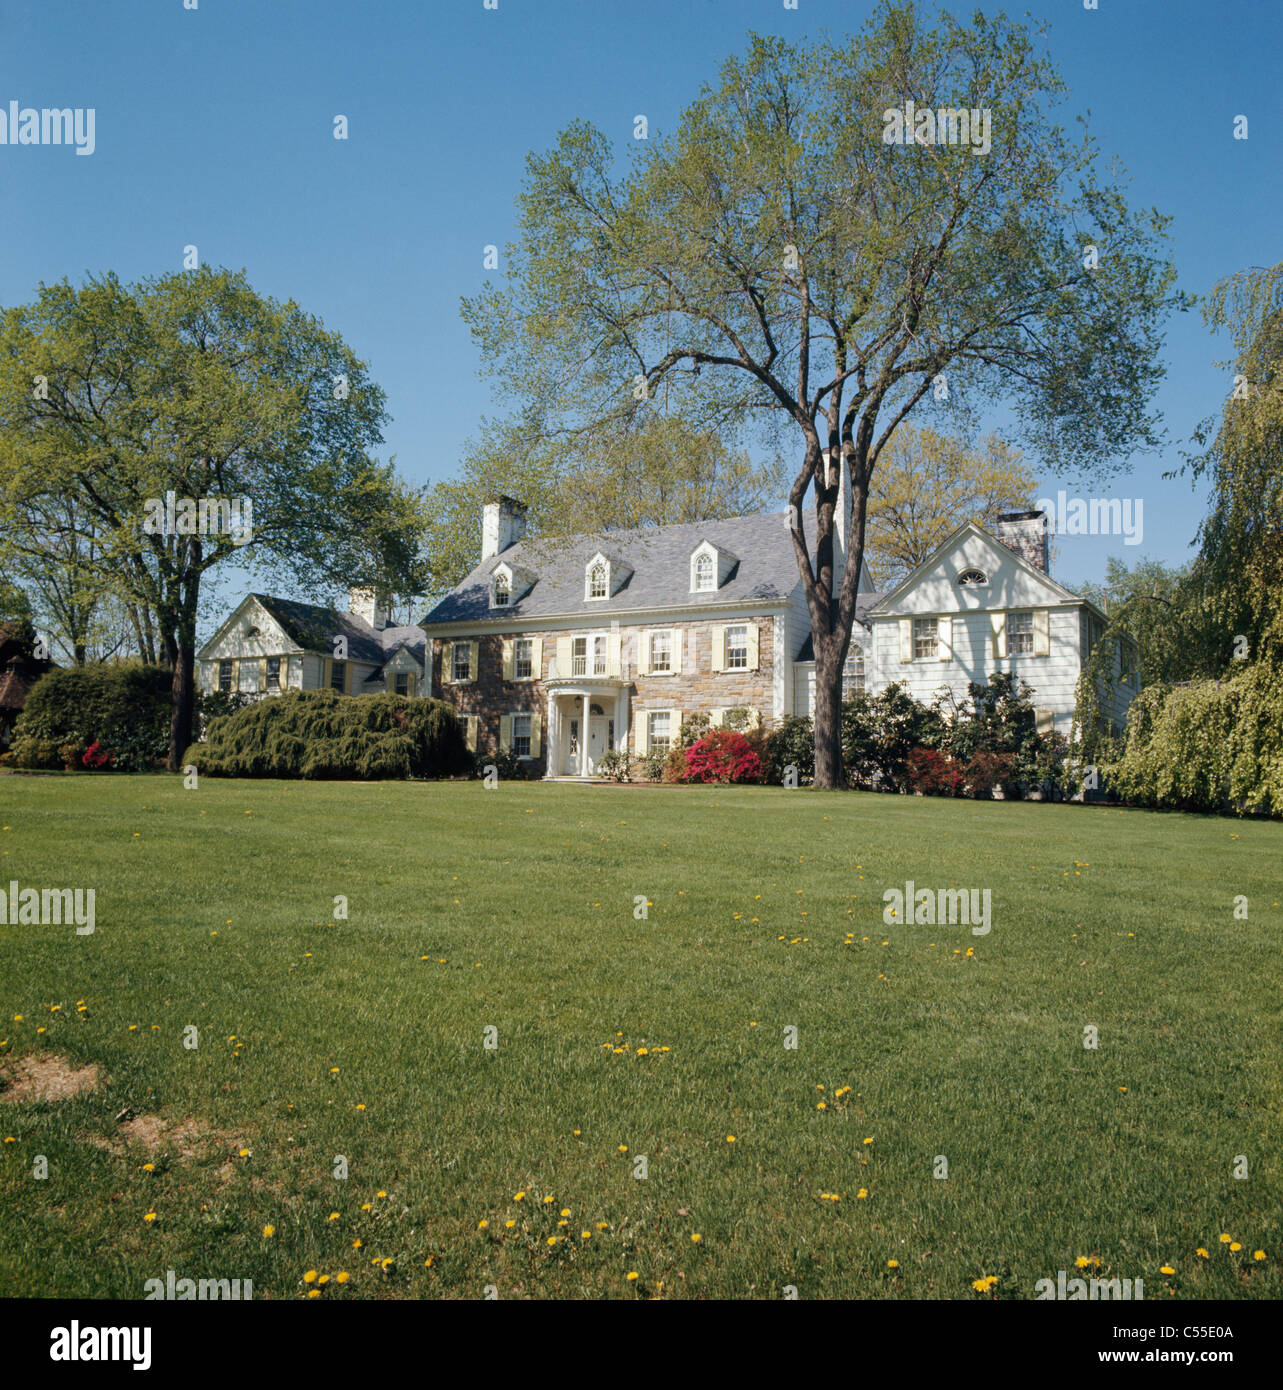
[905,747,965,796]
[682,729,763,784]
[11,662,171,771]
[595,748,632,781]
[764,714,814,786]
[186,689,470,779]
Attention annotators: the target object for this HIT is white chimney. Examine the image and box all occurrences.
[995,510,1050,575]
[349,586,389,630]
[481,495,527,562]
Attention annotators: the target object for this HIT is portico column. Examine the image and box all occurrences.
[546,690,557,779]
[580,693,591,777]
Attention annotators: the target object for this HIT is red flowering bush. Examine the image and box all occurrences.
[964,750,1019,799]
[81,740,114,770]
[905,746,965,796]
[682,729,763,784]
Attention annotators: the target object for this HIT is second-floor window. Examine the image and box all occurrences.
[1007,611,1034,656]
[218,659,233,692]
[913,617,938,661]
[330,660,347,692]
[452,644,471,682]
[514,638,533,679]
[725,625,748,670]
[849,647,865,690]
[573,635,608,675]
[650,630,672,673]
[266,657,281,690]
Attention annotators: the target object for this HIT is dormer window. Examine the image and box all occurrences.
[493,573,510,606]
[957,568,988,587]
[694,551,715,592]
[587,561,608,600]
[690,539,734,594]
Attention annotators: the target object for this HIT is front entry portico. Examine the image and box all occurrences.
[545,678,630,779]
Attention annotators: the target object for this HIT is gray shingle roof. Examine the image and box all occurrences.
[422,511,807,626]
[250,595,425,664]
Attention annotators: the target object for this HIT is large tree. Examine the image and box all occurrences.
[0,267,430,767]
[462,3,1182,786]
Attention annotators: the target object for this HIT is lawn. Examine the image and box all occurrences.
[0,775,1279,1301]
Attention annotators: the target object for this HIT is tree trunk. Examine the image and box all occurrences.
[168,621,197,771]
[813,639,845,789]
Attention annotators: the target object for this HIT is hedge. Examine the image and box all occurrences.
[184,689,471,780]
[10,662,172,771]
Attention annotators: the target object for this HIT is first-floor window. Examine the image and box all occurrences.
[514,638,533,679]
[913,617,938,660]
[1007,611,1034,656]
[266,657,281,689]
[648,710,672,751]
[650,630,672,673]
[512,712,532,757]
[452,643,471,682]
[725,625,748,670]
[330,660,347,692]
[218,659,233,692]
[394,672,409,695]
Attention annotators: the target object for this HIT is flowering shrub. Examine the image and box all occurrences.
[905,747,964,796]
[81,740,113,770]
[964,750,1019,799]
[682,729,763,784]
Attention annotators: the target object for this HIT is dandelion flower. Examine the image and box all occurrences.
[262,1225,275,1238]
[304,1270,317,1284]
[626,1271,639,1282]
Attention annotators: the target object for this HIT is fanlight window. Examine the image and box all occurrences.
[957,568,988,587]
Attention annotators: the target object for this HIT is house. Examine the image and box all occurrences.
[196,589,427,701]
[0,620,55,748]
[196,493,1138,779]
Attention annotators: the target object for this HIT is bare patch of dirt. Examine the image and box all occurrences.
[0,1052,102,1103]
[88,1113,242,1159]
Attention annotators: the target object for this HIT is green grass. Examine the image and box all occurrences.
[0,776,1279,1300]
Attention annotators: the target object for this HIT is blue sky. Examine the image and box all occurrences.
[2,0,1277,608]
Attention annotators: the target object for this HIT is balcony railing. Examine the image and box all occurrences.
[547,656,626,681]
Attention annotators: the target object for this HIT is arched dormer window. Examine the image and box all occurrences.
[694,551,715,592]
[493,572,510,606]
[587,560,608,600]
[957,568,988,587]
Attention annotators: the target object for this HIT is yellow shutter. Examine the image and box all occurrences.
[633,708,648,754]
[502,638,514,681]
[712,627,725,672]
[607,631,621,677]
[407,673,416,698]
[499,714,512,753]
[747,623,760,671]
[257,657,267,692]
[1033,609,1050,657]
[899,619,913,662]
[556,635,572,679]
[443,641,454,684]
[670,629,683,674]
[468,641,479,683]
[991,611,1006,658]
[464,715,477,751]
[321,656,332,690]
[530,637,543,680]
[1035,708,1054,735]
[937,617,952,663]
[636,632,650,677]
[230,657,240,692]
[529,715,541,758]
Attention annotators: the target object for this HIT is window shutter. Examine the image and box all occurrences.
[669,709,682,740]
[712,626,725,672]
[1035,708,1054,735]
[443,641,454,684]
[556,635,572,679]
[343,661,353,695]
[530,637,543,679]
[937,618,952,663]
[257,658,267,692]
[529,716,542,758]
[499,714,512,753]
[464,715,477,751]
[747,623,760,671]
[898,619,913,662]
[468,641,480,683]
[321,657,331,690]
[633,709,648,754]
[407,674,416,698]
[501,639,514,681]
[636,633,650,677]
[991,612,1006,658]
[607,631,621,677]
[670,629,682,674]
[1033,609,1051,657]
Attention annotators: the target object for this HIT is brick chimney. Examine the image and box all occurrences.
[995,510,1050,575]
[348,586,389,630]
[481,495,527,562]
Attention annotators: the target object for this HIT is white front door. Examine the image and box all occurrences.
[587,717,608,774]
[564,717,581,776]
